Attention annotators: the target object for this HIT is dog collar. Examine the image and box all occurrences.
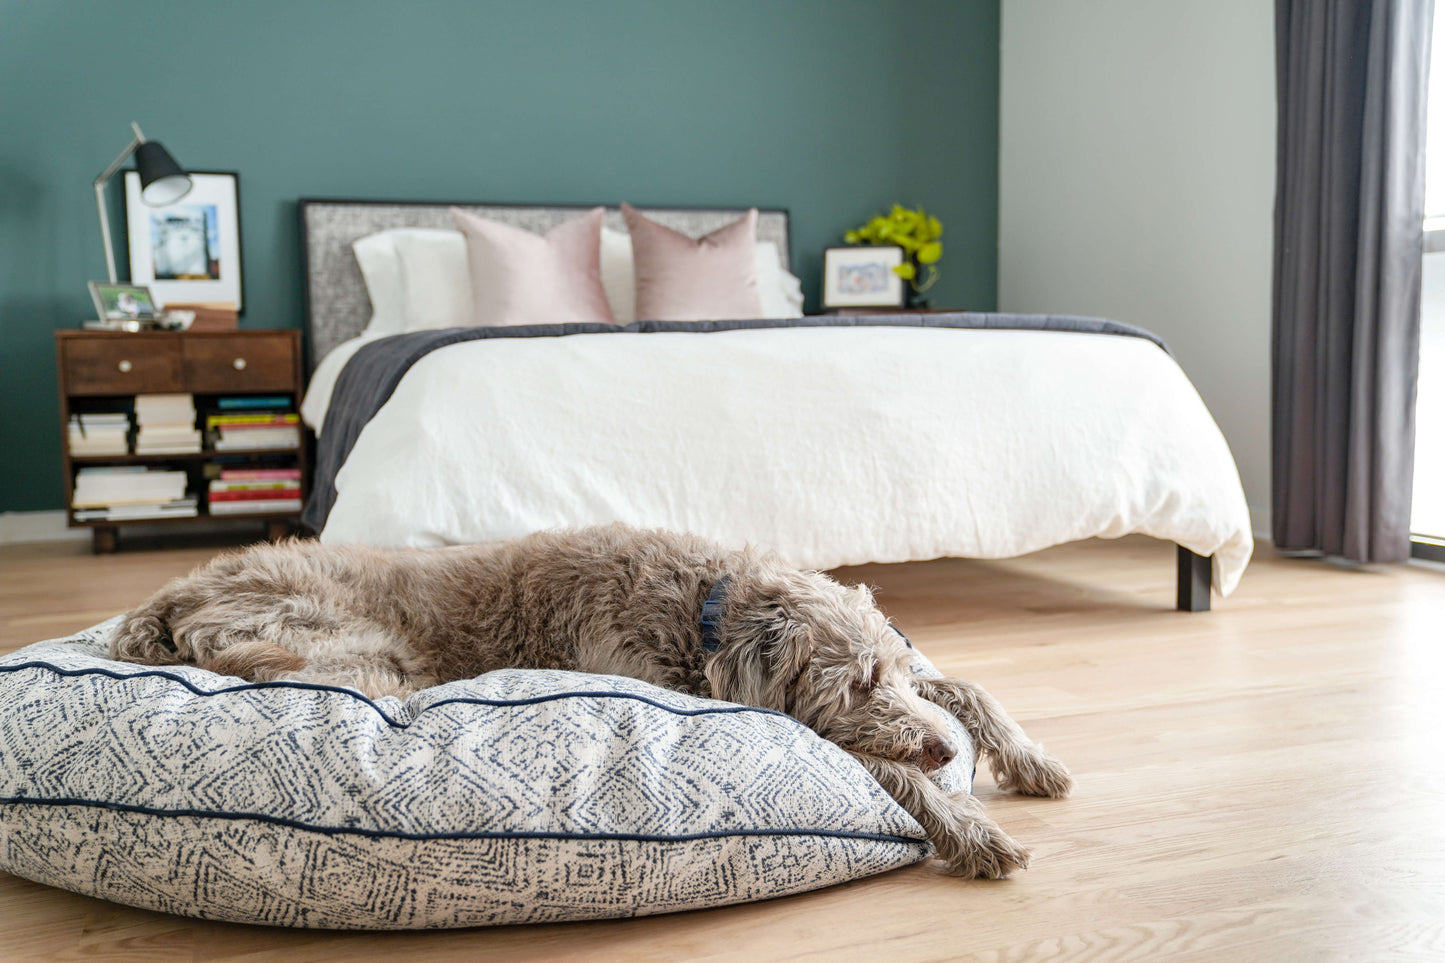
[699,576,908,652]
[699,575,732,653]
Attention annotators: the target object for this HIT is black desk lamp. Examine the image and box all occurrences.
[94,122,192,283]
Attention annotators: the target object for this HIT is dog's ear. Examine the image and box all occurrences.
[705,607,813,713]
[760,614,814,712]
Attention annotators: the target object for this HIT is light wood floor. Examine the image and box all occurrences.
[1,534,1443,961]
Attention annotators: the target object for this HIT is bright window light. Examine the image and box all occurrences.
[1426,7,1445,224]
[1414,5,1445,542]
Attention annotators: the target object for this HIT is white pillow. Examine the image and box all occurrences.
[353,229,471,335]
[755,240,806,319]
[392,230,473,332]
[601,227,803,324]
[352,234,407,338]
[601,227,638,325]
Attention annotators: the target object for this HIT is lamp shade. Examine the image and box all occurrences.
[134,140,192,206]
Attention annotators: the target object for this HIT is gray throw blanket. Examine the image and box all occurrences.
[302,313,1168,534]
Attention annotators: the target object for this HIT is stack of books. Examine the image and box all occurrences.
[206,396,300,451]
[68,411,131,456]
[71,467,196,521]
[207,467,303,516]
[134,393,201,455]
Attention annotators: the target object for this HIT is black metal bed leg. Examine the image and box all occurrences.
[1176,546,1211,612]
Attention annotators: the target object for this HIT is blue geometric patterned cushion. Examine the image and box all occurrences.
[0,617,973,929]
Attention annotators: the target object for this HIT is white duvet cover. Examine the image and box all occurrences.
[301,333,382,437]
[312,325,1253,594]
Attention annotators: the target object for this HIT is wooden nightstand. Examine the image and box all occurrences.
[55,329,308,553]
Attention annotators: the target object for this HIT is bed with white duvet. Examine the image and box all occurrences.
[297,201,1252,609]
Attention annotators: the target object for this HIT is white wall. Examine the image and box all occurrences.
[999,0,1276,530]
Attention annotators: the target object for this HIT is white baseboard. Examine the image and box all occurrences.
[0,511,89,545]
[0,510,286,547]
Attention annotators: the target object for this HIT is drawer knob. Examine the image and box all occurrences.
[117,360,132,373]
[233,357,247,371]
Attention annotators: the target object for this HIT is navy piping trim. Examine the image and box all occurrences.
[0,662,792,730]
[0,796,927,848]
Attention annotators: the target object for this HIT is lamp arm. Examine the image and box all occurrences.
[93,130,143,284]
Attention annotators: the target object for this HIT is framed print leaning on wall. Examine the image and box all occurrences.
[124,170,244,312]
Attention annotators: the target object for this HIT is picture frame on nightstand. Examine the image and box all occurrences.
[87,281,159,323]
[821,245,907,309]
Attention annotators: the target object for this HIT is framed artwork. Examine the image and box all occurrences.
[124,170,244,312]
[821,245,906,309]
[88,281,158,321]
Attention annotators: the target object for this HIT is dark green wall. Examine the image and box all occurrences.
[0,0,998,512]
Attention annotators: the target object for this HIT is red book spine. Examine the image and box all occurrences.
[208,489,303,502]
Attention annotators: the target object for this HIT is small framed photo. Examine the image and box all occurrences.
[124,170,244,313]
[88,281,159,321]
[822,245,906,309]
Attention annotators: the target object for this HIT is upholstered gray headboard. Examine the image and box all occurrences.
[299,200,791,371]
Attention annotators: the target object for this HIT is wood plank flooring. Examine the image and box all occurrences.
[1,534,1442,961]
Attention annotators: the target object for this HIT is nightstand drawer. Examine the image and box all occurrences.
[62,338,183,395]
[181,335,295,392]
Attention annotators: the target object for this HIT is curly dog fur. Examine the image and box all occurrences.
[110,524,1071,878]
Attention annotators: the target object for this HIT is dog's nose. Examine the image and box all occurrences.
[921,737,956,772]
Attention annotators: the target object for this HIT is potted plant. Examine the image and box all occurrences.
[844,205,943,307]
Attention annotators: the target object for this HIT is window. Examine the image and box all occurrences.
[1413,6,1445,552]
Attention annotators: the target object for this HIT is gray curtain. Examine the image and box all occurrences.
[1273,0,1433,561]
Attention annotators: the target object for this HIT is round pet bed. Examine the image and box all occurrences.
[0,617,974,929]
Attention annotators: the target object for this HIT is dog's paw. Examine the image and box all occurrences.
[995,746,1074,798]
[110,611,180,665]
[930,794,1031,880]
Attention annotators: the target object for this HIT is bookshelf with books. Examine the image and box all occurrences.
[207,467,303,516]
[55,330,308,552]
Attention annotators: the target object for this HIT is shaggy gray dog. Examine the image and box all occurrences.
[110,524,1071,879]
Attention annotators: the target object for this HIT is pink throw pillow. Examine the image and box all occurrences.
[622,204,763,321]
[450,207,615,326]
